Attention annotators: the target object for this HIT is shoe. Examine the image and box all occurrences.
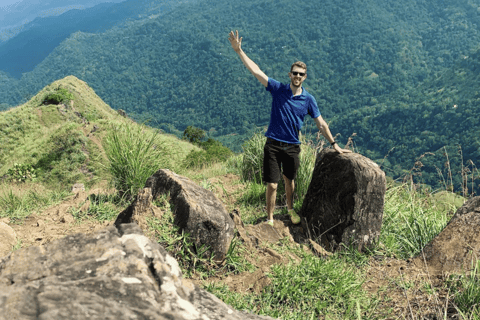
[288,209,300,224]
[266,219,274,226]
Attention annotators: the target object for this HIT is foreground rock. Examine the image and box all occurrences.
[0,222,17,257]
[300,149,386,252]
[116,169,235,262]
[0,223,275,320]
[417,196,479,274]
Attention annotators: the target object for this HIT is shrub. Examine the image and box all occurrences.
[183,125,206,144]
[7,163,36,182]
[183,138,233,168]
[42,88,74,105]
[103,122,170,199]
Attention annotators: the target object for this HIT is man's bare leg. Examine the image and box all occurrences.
[266,182,278,221]
[283,175,300,224]
[283,175,295,210]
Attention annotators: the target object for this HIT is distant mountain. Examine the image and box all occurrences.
[0,0,184,77]
[1,0,480,192]
[0,0,126,33]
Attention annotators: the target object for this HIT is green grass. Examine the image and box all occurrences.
[205,251,375,320]
[448,260,480,317]
[379,184,456,259]
[70,193,128,222]
[103,122,173,200]
[0,184,69,222]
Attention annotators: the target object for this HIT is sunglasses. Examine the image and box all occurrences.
[291,72,306,77]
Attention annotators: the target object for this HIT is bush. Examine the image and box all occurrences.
[103,122,170,199]
[42,88,74,105]
[183,126,206,144]
[7,163,36,182]
[183,138,233,168]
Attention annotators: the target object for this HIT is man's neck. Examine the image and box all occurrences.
[290,84,303,96]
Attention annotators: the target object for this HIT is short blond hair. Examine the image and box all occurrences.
[290,61,307,73]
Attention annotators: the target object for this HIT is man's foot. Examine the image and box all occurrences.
[266,219,274,226]
[288,209,300,224]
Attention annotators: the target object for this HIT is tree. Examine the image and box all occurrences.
[183,126,205,144]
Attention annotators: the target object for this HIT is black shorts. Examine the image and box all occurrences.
[263,138,301,183]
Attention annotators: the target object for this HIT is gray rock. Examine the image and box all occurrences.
[299,149,386,252]
[0,224,275,320]
[418,196,480,274]
[115,169,235,262]
[0,222,16,257]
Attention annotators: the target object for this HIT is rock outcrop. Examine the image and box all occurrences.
[115,169,235,262]
[299,149,386,252]
[0,222,17,257]
[0,223,275,320]
[416,196,480,274]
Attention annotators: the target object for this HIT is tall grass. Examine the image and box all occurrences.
[206,251,375,320]
[448,260,480,317]
[103,122,171,199]
[0,186,69,222]
[380,183,452,259]
[238,132,321,207]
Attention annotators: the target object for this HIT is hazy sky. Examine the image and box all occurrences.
[0,1,21,9]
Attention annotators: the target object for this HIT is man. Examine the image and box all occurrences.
[228,30,351,225]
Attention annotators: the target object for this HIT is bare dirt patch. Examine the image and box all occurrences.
[1,184,115,256]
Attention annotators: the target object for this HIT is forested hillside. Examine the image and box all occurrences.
[0,0,191,77]
[0,0,479,192]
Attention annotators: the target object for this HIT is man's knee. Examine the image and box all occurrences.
[267,182,278,191]
[282,174,294,185]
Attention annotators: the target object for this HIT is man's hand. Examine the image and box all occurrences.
[333,143,352,154]
[229,30,242,52]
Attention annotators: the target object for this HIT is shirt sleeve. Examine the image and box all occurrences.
[266,77,281,93]
[308,95,321,118]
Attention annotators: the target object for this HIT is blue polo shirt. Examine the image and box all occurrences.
[265,78,321,144]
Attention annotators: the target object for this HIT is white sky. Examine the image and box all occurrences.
[0,1,22,9]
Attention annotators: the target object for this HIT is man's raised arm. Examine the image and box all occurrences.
[228,30,268,87]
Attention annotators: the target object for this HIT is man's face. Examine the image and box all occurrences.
[289,66,307,88]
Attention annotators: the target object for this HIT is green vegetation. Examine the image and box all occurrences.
[0,184,69,222]
[103,122,171,199]
[380,184,455,259]
[447,260,480,317]
[71,193,129,222]
[41,87,74,105]
[181,126,233,169]
[0,76,201,222]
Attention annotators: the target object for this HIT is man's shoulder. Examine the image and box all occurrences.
[267,78,288,91]
[302,88,318,102]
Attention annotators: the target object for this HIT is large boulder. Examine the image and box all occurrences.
[115,169,235,262]
[299,149,386,252]
[0,223,275,320]
[416,196,480,274]
[0,221,17,257]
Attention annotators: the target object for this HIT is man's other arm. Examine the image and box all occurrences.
[313,116,352,154]
[228,30,268,87]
